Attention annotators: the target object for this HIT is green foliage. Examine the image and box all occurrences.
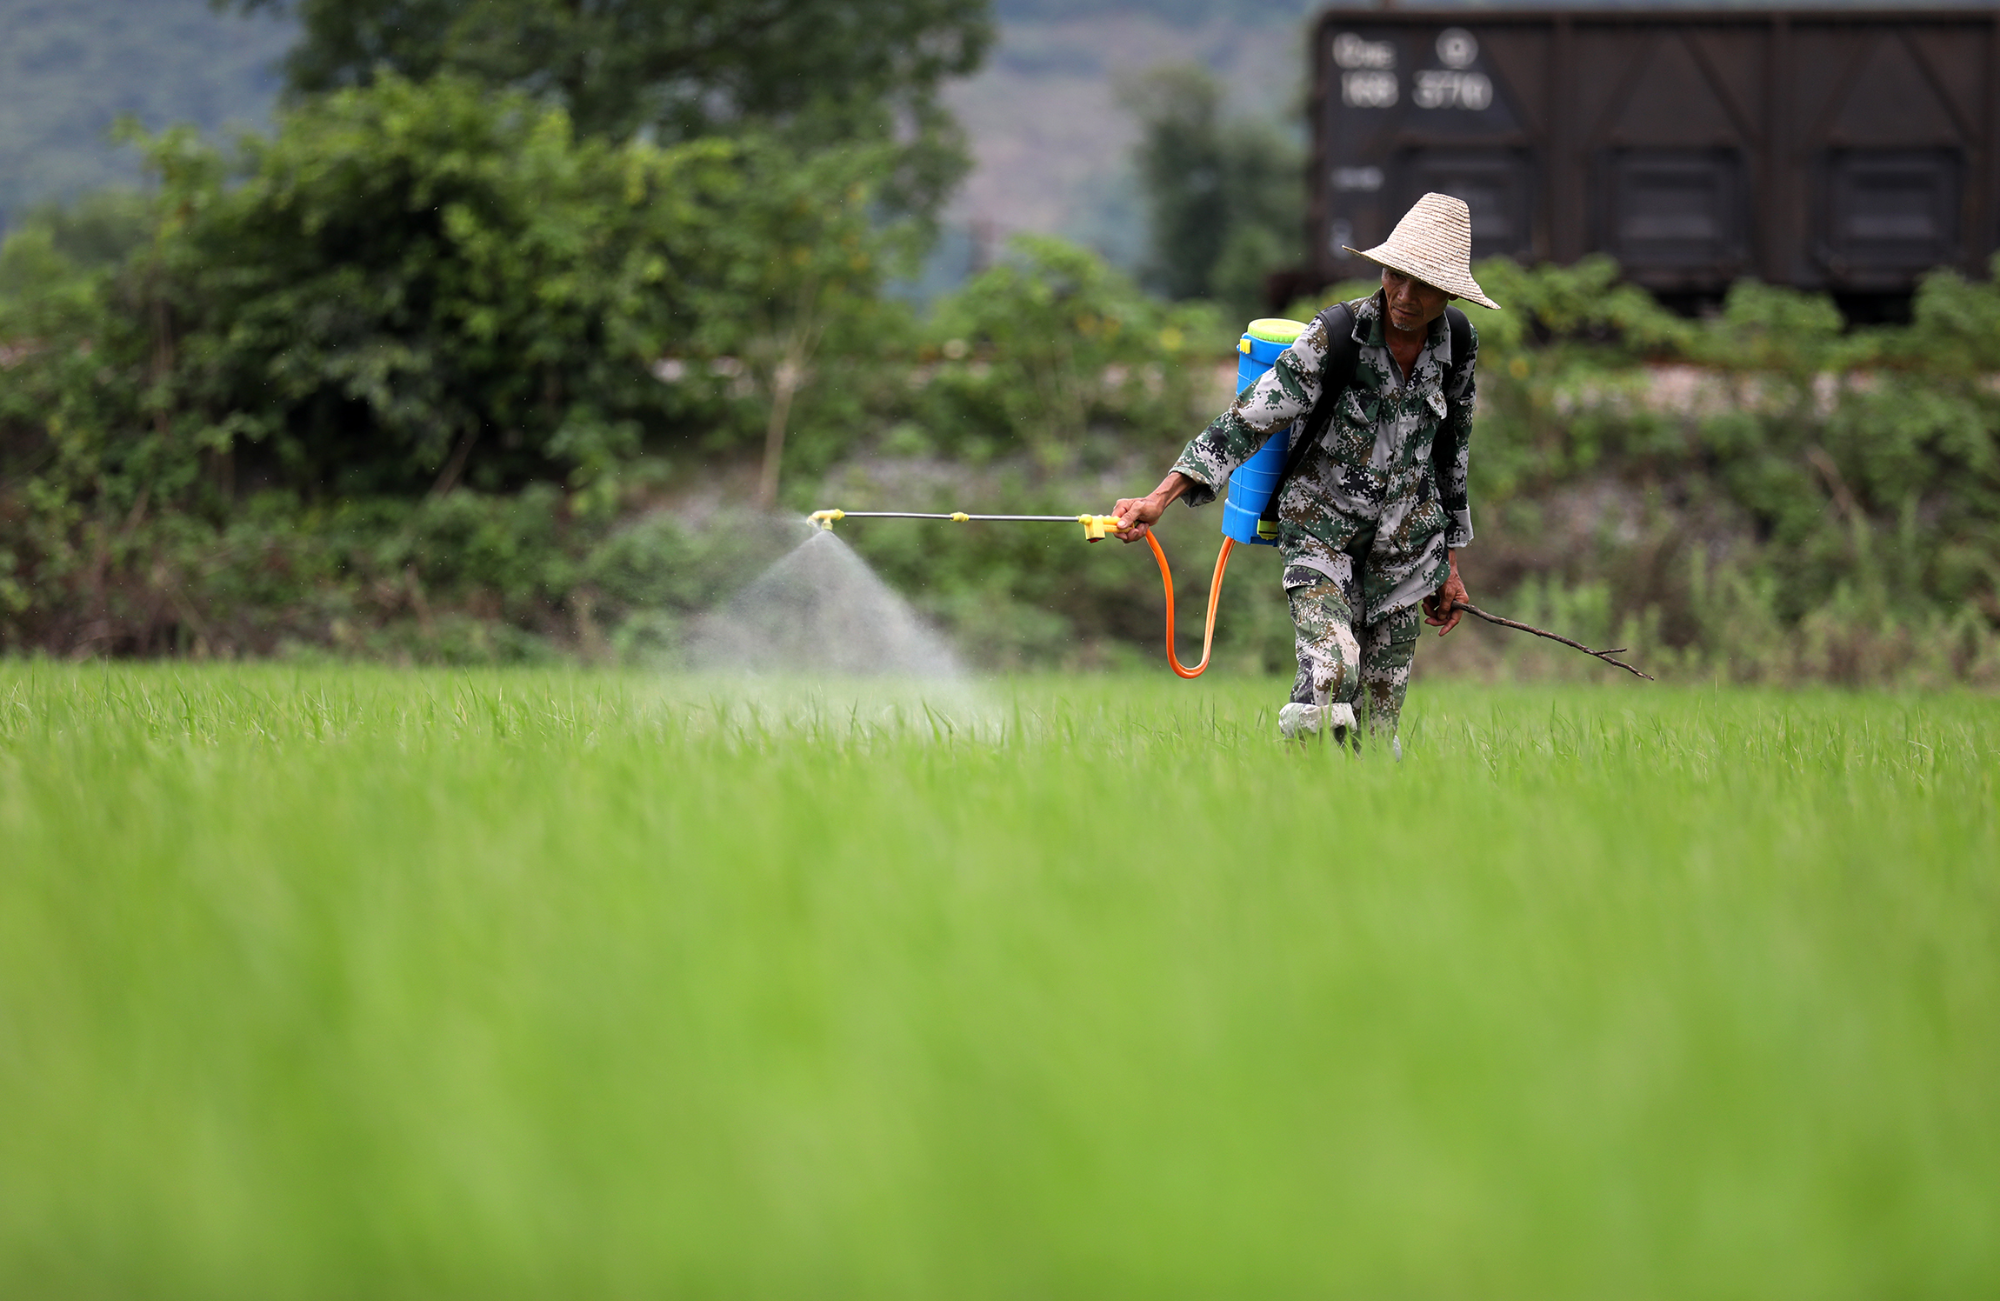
[1454,254,1694,356]
[0,74,910,499]
[0,74,934,659]
[156,75,740,496]
[5,667,1999,1295]
[1386,254,2000,682]
[687,140,929,508]
[912,234,1228,464]
[1436,256,1694,501]
[0,482,804,663]
[227,0,993,223]
[0,191,152,301]
[1121,64,1302,318]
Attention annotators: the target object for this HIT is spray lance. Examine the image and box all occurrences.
[811,318,1652,681]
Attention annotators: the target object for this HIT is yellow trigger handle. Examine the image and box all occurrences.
[1078,514,1123,541]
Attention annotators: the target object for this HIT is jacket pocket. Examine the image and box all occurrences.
[1324,389,1373,463]
[1390,496,1448,554]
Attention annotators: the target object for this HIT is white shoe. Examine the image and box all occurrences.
[1278,701,1355,741]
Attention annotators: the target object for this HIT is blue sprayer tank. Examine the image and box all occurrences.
[1219,317,1308,546]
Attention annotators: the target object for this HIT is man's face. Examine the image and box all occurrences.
[1381,268,1450,334]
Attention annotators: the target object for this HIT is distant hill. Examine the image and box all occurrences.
[0,0,1312,296]
[940,9,1314,278]
[0,0,293,224]
[0,0,1325,246]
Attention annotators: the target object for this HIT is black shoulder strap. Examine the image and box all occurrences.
[1259,301,1361,529]
[1446,304,1470,368]
[1433,305,1473,487]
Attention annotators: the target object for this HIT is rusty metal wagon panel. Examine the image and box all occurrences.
[1309,8,2000,306]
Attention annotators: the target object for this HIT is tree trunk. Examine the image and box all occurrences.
[755,363,802,512]
[431,426,481,497]
[755,273,824,512]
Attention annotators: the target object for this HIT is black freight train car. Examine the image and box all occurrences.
[1308,7,2000,313]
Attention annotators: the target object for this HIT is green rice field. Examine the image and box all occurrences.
[2,664,1996,1298]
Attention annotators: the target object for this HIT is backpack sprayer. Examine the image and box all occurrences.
[809,317,1654,681]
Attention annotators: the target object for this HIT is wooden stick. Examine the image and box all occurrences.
[1450,601,1655,681]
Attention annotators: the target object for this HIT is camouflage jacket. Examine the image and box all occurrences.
[1171,291,1476,622]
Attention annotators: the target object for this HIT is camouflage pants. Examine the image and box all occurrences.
[1285,566,1421,738]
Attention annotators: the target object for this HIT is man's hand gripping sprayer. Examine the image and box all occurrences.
[803,319,1293,679]
[808,508,1229,678]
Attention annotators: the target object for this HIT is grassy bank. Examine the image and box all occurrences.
[2,666,1995,1297]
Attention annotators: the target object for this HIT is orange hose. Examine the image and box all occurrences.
[1144,533,1235,679]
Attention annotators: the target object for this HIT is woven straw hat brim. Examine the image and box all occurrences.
[1341,193,1500,311]
[1344,242,1501,312]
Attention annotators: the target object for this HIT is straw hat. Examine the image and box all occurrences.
[1344,192,1501,311]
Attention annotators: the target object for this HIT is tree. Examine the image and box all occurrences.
[0,191,152,301]
[923,234,1222,465]
[1120,63,1302,319]
[151,73,752,499]
[0,73,907,509]
[222,0,994,222]
[690,137,923,509]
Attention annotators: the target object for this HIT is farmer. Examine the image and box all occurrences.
[1110,192,1498,749]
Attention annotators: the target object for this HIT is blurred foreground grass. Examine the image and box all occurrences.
[2,665,1996,1299]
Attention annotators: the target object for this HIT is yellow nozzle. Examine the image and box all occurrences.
[809,509,844,530]
[1078,514,1123,541]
